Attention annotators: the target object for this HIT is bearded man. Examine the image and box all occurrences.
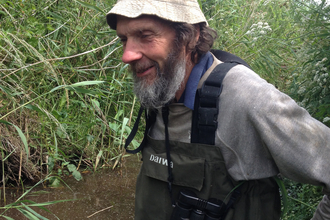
[106,0,330,219]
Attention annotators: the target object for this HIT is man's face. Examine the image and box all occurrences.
[116,15,187,109]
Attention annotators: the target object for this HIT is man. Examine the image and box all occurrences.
[106,0,330,219]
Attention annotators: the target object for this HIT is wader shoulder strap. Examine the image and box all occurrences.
[191,62,238,144]
[191,50,250,145]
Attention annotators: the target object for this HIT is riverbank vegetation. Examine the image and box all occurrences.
[0,0,329,219]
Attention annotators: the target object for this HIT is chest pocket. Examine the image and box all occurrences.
[140,136,236,200]
[142,143,205,191]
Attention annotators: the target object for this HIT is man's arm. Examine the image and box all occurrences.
[216,64,330,219]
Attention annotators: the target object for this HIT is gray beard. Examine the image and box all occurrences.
[132,52,186,109]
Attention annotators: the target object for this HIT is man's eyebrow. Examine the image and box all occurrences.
[117,26,156,37]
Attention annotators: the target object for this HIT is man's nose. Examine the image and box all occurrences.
[121,40,143,64]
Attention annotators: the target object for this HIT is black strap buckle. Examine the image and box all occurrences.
[198,107,218,128]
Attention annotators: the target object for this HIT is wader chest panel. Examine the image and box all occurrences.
[135,137,281,220]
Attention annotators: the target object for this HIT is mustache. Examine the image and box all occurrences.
[130,60,158,74]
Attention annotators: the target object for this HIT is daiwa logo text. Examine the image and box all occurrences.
[150,154,173,168]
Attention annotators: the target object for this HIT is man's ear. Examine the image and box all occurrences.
[187,24,200,50]
[195,24,201,43]
[194,24,200,44]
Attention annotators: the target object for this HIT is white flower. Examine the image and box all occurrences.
[260,30,265,34]
[257,22,263,26]
[246,30,251,35]
[323,117,330,123]
[322,57,328,62]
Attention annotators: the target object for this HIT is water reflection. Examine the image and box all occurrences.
[1,156,142,220]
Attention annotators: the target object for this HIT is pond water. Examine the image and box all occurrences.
[1,156,142,220]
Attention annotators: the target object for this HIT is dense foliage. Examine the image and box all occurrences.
[0,0,139,187]
[0,0,329,219]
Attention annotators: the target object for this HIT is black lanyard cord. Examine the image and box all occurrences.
[124,106,145,154]
[162,105,176,207]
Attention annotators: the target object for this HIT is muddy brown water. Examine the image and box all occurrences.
[0,156,142,220]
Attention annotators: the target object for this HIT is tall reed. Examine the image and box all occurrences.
[0,0,138,187]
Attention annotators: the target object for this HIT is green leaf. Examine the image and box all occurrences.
[0,215,15,220]
[48,156,55,172]
[109,122,119,132]
[267,48,285,61]
[24,104,46,115]
[50,85,66,93]
[21,203,50,220]
[0,10,7,16]
[72,170,82,181]
[70,81,105,87]
[120,117,129,138]
[17,208,39,220]
[0,120,29,159]
[65,86,99,95]
[49,178,62,188]
[67,164,77,173]
[273,176,288,218]
[76,0,105,14]
[0,84,12,95]
[2,149,16,161]
[56,126,67,139]
[26,200,72,207]
[95,150,103,171]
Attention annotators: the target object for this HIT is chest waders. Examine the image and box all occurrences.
[125,50,281,220]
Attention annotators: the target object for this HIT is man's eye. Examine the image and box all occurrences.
[120,38,127,44]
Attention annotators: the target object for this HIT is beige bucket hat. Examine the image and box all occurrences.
[106,0,208,30]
